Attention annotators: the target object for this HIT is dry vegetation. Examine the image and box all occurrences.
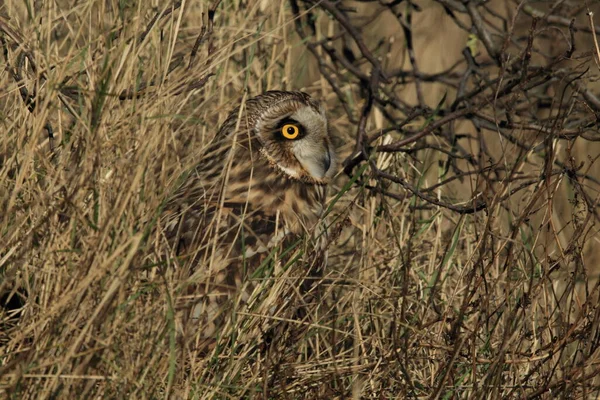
[2,0,600,398]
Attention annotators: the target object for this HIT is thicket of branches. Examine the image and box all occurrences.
[2,0,600,398]
[297,0,600,212]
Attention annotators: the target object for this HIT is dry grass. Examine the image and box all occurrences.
[2,0,600,398]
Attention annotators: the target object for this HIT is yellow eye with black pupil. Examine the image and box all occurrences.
[281,124,300,139]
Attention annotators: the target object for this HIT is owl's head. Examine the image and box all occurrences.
[242,91,337,185]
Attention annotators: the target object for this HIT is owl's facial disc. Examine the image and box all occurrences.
[256,98,336,183]
[286,105,335,181]
[292,139,333,179]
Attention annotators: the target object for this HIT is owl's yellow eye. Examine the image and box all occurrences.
[281,124,300,139]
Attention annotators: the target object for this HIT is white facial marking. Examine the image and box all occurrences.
[260,147,300,178]
[278,163,301,178]
[291,105,327,133]
[289,106,332,180]
[293,140,330,179]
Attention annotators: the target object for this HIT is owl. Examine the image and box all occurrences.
[161,91,337,345]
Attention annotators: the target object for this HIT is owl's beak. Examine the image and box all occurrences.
[293,141,334,181]
[322,150,332,174]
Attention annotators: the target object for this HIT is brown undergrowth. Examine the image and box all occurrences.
[2,0,600,398]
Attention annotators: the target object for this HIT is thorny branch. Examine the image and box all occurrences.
[293,3,600,395]
[294,0,600,218]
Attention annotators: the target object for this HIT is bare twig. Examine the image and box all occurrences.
[587,10,600,71]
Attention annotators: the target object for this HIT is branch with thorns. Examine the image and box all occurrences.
[295,0,600,218]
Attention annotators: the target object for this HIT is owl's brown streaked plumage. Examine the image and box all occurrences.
[161,91,337,342]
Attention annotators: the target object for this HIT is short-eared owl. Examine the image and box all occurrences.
[162,91,337,340]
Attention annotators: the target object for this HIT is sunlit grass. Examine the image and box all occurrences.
[1,1,600,398]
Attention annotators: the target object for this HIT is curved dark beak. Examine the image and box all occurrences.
[322,150,332,174]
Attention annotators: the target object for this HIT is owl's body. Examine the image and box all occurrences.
[161,91,336,341]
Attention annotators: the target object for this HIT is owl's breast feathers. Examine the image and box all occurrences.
[160,91,334,340]
[162,132,326,265]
